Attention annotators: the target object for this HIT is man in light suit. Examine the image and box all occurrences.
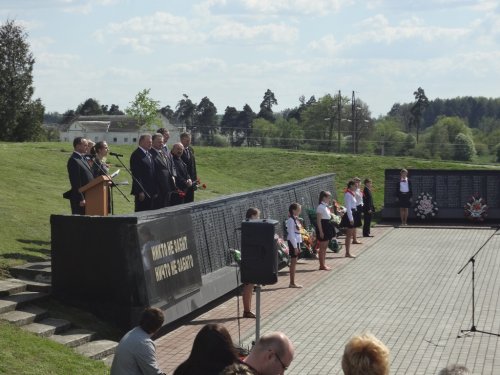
[66,137,95,215]
[130,134,158,212]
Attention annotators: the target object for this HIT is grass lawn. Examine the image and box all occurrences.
[0,142,498,373]
[1,142,497,277]
[0,322,110,375]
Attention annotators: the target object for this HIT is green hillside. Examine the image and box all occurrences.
[0,142,496,277]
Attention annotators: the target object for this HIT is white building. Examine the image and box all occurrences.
[59,115,181,147]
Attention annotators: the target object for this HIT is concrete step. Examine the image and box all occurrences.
[102,354,115,367]
[50,328,96,348]
[9,261,52,283]
[74,340,118,360]
[0,299,17,314]
[0,279,27,296]
[7,278,51,294]
[22,318,72,337]
[2,291,49,307]
[0,304,48,326]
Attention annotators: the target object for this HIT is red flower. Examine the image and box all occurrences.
[202,184,207,189]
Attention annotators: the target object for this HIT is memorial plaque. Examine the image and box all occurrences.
[447,176,461,208]
[382,169,500,220]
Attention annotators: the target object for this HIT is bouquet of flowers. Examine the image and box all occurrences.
[193,177,207,191]
[464,194,488,221]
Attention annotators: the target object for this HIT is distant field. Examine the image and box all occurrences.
[0,142,495,277]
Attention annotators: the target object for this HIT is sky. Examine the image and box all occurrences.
[2,0,499,117]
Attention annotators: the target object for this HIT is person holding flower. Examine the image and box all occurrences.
[286,203,303,288]
[316,191,334,270]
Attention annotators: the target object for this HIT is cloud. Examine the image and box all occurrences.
[240,0,350,15]
[36,51,80,69]
[210,21,299,44]
[61,0,119,14]
[308,34,342,55]
[94,12,206,53]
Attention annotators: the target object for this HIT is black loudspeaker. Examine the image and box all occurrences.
[240,219,279,285]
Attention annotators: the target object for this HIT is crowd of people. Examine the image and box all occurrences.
[111,308,471,374]
[65,129,198,214]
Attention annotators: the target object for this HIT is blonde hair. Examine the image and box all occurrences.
[341,333,390,375]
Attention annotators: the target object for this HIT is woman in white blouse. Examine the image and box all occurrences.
[286,203,303,288]
[396,169,412,225]
[339,180,357,258]
[316,191,334,270]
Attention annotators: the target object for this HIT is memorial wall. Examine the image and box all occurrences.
[51,173,336,329]
[382,169,500,221]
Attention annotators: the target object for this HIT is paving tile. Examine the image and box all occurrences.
[153,226,500,374]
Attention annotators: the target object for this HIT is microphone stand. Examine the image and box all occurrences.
[92,158,130,215]
[457,227,500,338]
[112,154,151,200]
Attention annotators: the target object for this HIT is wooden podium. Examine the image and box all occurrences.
[78,175,111,216]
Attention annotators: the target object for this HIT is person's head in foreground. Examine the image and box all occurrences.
[438,364,471,375]
[173,323,238,375]
[139,307,165,335]
[244,331,294,375]
[341,333,389,375]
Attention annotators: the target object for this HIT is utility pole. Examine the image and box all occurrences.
[351,91,356,154]
[337,90,341,153]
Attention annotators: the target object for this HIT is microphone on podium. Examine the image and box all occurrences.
[110,152,124,157]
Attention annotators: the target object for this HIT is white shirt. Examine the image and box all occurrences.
[286,216,302,249]
[354,188,363,206]
[344,191,357,222]
[316,202,331,220]
[400,178,410,193]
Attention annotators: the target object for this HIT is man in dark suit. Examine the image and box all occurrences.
[171,143,192,206]
[180,132,197,203]
[362,178,375,237]
[157,128,170,153]
[150,133,176,208]
[130,134,158,212]
[66,137,95,215]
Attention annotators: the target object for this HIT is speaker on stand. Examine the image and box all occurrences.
[240,219,279,341]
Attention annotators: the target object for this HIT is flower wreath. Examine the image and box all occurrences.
[414,192,439,220]
[464,194,488,222]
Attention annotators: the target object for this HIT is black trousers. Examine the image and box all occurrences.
[363,211,372,236]
[70,199,85,215]
[184,187,195,203]
[134,195,153,212]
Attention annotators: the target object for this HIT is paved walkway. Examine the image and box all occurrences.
[156,225,500,374]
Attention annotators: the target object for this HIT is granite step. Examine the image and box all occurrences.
[102,354,115,367]
[7,278,51,294]
[50,328,96,348]
[22,318,72,337]
[0,299,17,314]
[74,340,118,360]
[0,279,27,296]
[0,304,48,326]
[2,291,49,307]
[9,261,52,283]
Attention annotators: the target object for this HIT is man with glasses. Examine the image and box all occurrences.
[243,332,295,374]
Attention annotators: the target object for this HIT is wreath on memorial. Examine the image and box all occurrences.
[464,194,488,222]
[414,192,439,220]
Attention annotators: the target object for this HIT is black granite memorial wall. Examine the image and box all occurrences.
[51,173,336,329]
[382,169,500,221]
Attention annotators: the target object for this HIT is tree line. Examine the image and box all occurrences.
[1,20,499,163]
